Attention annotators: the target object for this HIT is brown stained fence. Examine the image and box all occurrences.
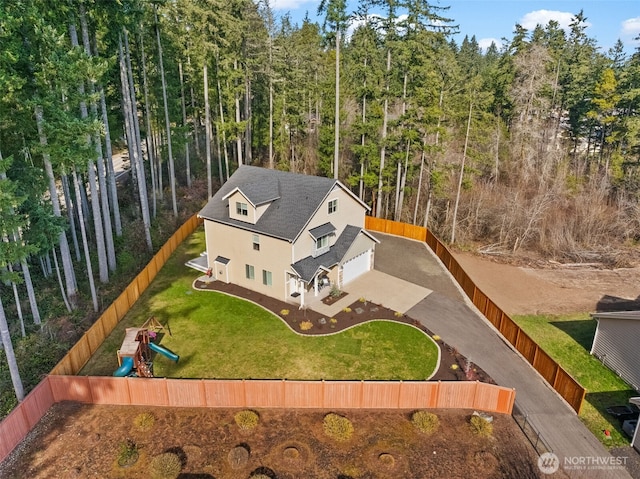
[0,375,515,464]
[50,214,202,376]
[365,216,586,414]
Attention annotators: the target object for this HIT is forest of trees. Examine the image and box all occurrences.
[0,0,639,411]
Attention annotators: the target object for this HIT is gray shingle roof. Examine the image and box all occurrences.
[199,165,340,241]
[291,225,362,283]
[309,222,336,240]
[223,176,280,206]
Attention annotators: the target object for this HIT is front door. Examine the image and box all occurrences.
[288,273,300,297]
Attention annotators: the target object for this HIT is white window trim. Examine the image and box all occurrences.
[236,202,248,216]
[245,264,255,280]
[328,198,338,214]
[313,234,330,257]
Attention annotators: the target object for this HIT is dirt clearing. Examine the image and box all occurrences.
[453,252,640,316]
[0,402,551,479]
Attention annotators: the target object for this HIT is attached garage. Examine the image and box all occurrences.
[341,250,371,285]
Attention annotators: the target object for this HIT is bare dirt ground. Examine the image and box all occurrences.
[0,402,548,479]
[452,252,640,316]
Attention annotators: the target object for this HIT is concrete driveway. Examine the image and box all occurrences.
[366,232,633,479]
[311,269,432,318]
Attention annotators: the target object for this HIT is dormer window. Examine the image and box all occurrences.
[236,202,248,216]
[310,222,336,257]
[328,198,338,214]
[315,235,330,254]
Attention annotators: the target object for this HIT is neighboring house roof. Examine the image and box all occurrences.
[591,311,640,321]
[198,165,368,241]
[291,226,378,283]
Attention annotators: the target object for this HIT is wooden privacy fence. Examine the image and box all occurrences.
[50,214,202,376]
[0,375,515,464]
[365,216,586,414]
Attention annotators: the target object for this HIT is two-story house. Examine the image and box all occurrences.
[197,165,379,308]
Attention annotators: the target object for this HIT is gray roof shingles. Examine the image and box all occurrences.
[308,222,336,240]
[199,165,339,241]
[227,176,280,206]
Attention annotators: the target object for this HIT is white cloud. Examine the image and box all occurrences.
[620,17,640,42]
[270,0,318,11]
[478,38,503,52]
[518,10,586,34]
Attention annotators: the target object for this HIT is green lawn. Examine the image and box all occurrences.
[80,229,439,380]
[513,313,636,448]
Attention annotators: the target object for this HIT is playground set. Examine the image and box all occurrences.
[113,317,179,377]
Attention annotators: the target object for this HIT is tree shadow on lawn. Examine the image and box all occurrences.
[584,389,639,448]
[549,318,597,352]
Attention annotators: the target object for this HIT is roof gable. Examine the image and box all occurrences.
[222,176,280,207]
[291,226,376,282]
[199,166,349,241]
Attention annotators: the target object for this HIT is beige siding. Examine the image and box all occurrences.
[340,233,375,264]
[293,185,366,262]
[205,221,292,300]
[591,319,640,390]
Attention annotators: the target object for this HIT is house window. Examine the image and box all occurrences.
[316,235,329,250]
[314,234,330,257]
[236,202,248,216]
[245,264,255,280]
[262,270,272,286]
[252,234,260,251]
[328,198,338,214]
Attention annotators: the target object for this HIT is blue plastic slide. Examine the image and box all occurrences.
[113,356,134,377]
[149,342,179,362]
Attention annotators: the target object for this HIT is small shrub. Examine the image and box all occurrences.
[329,285,342,298]
[133,412,155,432]
[149,452,181,479]
[342,307,352,313]
[394,311,403,317]
[280,309,289,316]
[283,446,300,461]
[450,364,458,370]
[228,445,249,469]
[299,320,313,331]
[117,438,139,467]
[358,297,366,303]
[330,318,337,324]
[379,453,395,468]
[234,410,259,430]
[250,467,276,478]
[469,415,493,437]
[432,335,440,341]
[411,411,439,434]
[323,413,354,442]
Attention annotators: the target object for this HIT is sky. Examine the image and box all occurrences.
[271,0,640,55]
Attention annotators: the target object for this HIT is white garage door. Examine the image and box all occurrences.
[342,250,371,285]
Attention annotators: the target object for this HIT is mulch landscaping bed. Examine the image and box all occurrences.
[0,402,548,479]
[194,279,495,384]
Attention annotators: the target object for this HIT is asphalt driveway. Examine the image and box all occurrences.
[371,232,632,479]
